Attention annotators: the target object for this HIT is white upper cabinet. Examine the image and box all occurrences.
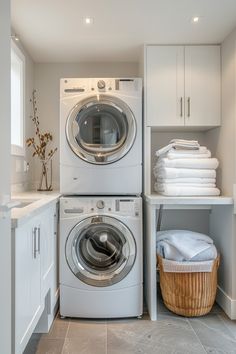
[145,45,221,129]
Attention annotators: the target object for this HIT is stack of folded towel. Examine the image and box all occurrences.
[154,139,220,196]
[156,230,217,262]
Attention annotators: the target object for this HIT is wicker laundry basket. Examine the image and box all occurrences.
[158,255,220,317]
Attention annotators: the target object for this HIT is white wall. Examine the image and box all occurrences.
[34,62,139,189]
[207,27,236,317]
[11,37,35,192]
[206,27,236,196]
[0,1,11,352]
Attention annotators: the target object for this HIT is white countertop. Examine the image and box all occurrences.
[11,191,61,228]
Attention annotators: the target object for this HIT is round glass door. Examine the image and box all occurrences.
[66,216,136,287]
[66,95,136,164]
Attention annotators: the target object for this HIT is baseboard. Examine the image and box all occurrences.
[34,289,59,333]
[216,285,236,319]
[47,297,59,330]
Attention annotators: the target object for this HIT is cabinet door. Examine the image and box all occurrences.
[15,218,41,353]
[40,204,55,299]
[51,203,59,309]
[146,46,185,127]
[185,45,221,127]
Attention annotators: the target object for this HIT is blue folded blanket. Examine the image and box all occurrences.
[156,230,217,262]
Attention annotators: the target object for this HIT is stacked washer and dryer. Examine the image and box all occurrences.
[59,78,143,318]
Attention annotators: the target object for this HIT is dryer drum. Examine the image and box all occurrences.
[66,95,137,165]
[65,216,136,287]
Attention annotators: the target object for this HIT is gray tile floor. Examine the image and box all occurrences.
[24,294,236,354]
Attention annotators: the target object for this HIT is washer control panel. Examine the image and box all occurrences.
[60,197,141,217]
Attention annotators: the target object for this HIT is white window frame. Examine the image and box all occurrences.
[11,40,25,156]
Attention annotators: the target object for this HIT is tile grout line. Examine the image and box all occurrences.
[186,318,208,354]
[60,317,71,354]
[189,315,236,342]
[217,313,236,340]
[106,320,108,354]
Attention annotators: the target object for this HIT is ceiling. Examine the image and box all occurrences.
[11,0,236,63]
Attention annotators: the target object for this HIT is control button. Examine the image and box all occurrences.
[96,200,105,209]
[108,87,112,90]
[91,208,94,211]
[108,208,111,211]
[97,80,106,90]
[91,87,95,91]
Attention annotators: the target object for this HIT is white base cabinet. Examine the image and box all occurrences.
[12,201,59,354]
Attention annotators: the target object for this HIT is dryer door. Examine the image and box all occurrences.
[65,216,136,287]
[66,95,136,164]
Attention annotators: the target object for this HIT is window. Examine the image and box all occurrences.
[11,40,25,155]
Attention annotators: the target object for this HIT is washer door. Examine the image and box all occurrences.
[66,95,136,164]
[66,216,136,287]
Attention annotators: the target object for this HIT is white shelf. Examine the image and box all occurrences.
[145,194,234,206]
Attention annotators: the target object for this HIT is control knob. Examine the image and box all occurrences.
[96,200,105,209]
[97,80,106,90]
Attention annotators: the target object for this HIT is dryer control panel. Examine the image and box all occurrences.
[60,78,142,96]
[60,197,141,218]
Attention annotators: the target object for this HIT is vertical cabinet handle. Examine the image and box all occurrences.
[187,97,191,117]
[33,227,37,259]
[37,227,41,255]
[180,97,183,117]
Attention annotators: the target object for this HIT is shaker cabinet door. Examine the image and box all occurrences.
[184,45,221,127]
[146,45,185,127]
[15,217,41,354]
[40,205,55,299]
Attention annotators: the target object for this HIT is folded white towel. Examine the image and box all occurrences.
[156,177,216,184]
[154,167,217,179]
[157,157,219,170]
[155,144,209,157]
[156,230,217,261]
[156,183,216,191]
[166,149,211,160]
[170,139,199,146]
[156,140,200,157]
[154,183,220,196]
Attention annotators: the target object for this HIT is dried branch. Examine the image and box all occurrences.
[26,90,57,163]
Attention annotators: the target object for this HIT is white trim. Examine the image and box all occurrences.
[11,40,25,157]
[216,285,236,319]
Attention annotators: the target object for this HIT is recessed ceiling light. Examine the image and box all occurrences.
[83,17,94,25]
[192,16,200,23]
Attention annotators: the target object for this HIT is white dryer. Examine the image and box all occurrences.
[60,196,143,318]
[60,78,142,195]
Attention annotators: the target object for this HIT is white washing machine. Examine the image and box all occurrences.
[60,196,143,318]
[60,78,142,195]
